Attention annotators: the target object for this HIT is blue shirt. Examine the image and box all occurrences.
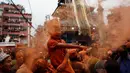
[118,53,130,73]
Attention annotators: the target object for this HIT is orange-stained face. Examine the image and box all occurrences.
[16,51,24,66]
[32,58,48,72]
[36,58,48,68]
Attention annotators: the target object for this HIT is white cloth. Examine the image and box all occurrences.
[0,52,9,62]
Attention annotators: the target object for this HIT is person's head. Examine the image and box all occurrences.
[79,50,87,60]
[69,49,81,61]
[98,48,111,60]
[51,32,61,40]
[33,58,49,73]
[105,59,120,73]
[16,50,24,67]
[95,60,107,73]
[0,52,12,72]
[106,49,113,60]
[89,47,99,57]
[118,45,128,59]
[46,18,61,39]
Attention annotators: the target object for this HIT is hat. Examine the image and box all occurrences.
[0,48,9,62]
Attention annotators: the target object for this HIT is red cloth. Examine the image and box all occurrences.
[47,39,66,68]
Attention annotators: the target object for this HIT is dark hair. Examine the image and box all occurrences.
[105,59,120,73]
[0,60,4,64]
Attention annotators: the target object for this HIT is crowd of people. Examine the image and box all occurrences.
[0,19,130,73]
[0,30,130,73]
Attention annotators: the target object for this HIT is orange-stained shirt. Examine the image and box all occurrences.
[47,38,66,69]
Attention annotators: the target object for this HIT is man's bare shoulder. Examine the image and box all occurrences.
[16,64,32,73]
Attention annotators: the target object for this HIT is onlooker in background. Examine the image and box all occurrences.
[117,42,130,73]
[105,59,120,73]
[16,50,25,69]
[0,50,13,73]
[69,50,89,73]
[16,48,37,73]
[94,60,106,73]
[33,58,56,73]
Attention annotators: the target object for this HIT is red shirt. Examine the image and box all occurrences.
[47,38,66,68]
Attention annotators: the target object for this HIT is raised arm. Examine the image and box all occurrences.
[56,43,87,50]
[47,39,87,50]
